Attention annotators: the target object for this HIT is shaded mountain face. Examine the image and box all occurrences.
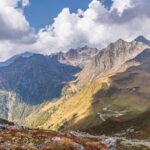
[54,39,148,89]
[135,48,150,63]
[0,54,81,105]
[56,38,149,78]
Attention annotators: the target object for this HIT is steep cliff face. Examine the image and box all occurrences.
[93,48,150,110]
[0,90,16,120]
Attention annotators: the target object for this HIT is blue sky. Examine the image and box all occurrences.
[24,0,113,30]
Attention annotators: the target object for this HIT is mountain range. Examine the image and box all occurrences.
[0,36,149,137]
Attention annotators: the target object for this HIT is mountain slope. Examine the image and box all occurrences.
[82,48,150,131]
[26,40,149,129]
[0,54,80,121]
[25,38,150,131]
[0,36,150,131]
[135,35,150,46]
[0,52,34,67]
[0,54,80,104]
[86,108,150,138]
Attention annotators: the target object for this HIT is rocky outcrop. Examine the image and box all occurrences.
[56,46,99,67]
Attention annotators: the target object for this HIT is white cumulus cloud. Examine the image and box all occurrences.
[1,0,150,61]
[111,0,133,15]
[35,0,150,55]
[0,0,35,61]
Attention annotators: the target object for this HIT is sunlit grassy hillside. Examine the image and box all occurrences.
[25,50,150,131]
[26,76,110,130]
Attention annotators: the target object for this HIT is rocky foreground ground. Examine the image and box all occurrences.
[0,124,108,150]
[0,116,149,150]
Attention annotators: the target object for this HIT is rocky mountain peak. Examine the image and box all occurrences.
[92,37,148,75]
[135,35,150,46]
[56,46,99,67]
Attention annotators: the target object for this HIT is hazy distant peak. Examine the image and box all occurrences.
[0,52,35,67]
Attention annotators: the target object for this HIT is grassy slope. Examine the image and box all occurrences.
[84,51,150,137]
[25,77,110,130]
[86,109,150,138]
[26,66,150,131]
[71,62,150,131]
[26,68,150,131]
[26,50,150,131]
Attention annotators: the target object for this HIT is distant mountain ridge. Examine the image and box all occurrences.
[0,53,80,120]
[0,52,34,67]
[55,46,99,67]
[0,35,150,128]
[51,37,148,89]
[135,35,150,46]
